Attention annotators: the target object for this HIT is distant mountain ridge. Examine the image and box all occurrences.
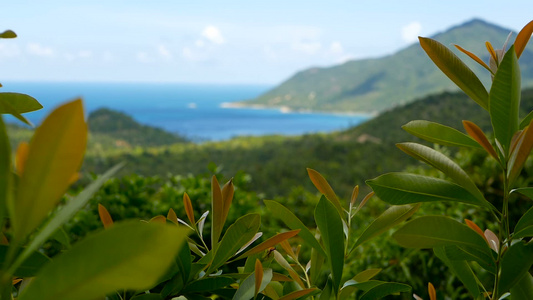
[240,19,533,113]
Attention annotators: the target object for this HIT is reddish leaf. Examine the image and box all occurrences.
[98,204,113,229]
[515,20,533,58]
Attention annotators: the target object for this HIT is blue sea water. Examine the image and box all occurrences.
[2,82,370,141]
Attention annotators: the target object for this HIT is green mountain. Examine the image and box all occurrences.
[240,19,533,113]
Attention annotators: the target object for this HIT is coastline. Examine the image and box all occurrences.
[220,102,377,118]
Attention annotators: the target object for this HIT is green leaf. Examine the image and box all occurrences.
[393,216,490,252]
[307,168,345,219]
[130,294,163,300]
[489,45,521,153]
[14,99,87,240]
[352,269,382,283]
[264,200,326,257]
[419,37,489,110]
[0,244,50,277]
[0,116,10,220]
[0,30,16,38]
[182,277,235,293]
[11,164,123,274]
[510,273,533,300]
[211,175,224,250]
[367,173,489,207]
[309,247,325,285]
[314,196,344,294]
[351,204,419,251]
[521,110,533,130]
[18,221,189,300]
[443,244,496,273]
[343,280,411,300]
[208,214,260,273]
[514,202,533,238]
[513,188,533,200]
[232,268,272,300]
[396,142,488,206]
[402,120,481,148]
[499,241,533,297]
[434,247,480,297]
[0,92,42,114]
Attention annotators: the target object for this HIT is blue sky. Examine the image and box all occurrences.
[1,1,532,84]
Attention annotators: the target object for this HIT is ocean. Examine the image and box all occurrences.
[2,82,370,141]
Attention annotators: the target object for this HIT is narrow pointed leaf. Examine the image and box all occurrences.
[344,281,411,300]
[208,214,260,273]
[520,110,533,129]
[393,216,490,252]
[315,196,344,294]
[419,37,489,110]
[0,117,10,219]
[397,142,487,204]
[277,288,318,300]
[264,200,326,256]
[183,192,195,225]
[181,277,235,293]
[402,120,482,148]
[273,250,305,288]
[508,120,533,184]
[18,221,189,300]
[11,164,122,273]
[463,120,499,160]
[232,268,272,300]
[443,245,496,273]
[221,179,234,223]
[515,20,533,58]
[510,273,533,300]
[236,230,300,260]
[307,168,344,218]
[350,185,359,207]
[14,99,87,239]
[150,215,167,224]
[211,175,223,249]
[0,96,34,125]
[0,245,50,277]
[428,283,436,300]
[464,219,488,243]
[309,247,325,285]
[499,240,533,297]
[235,232,263,256]
[367,172,490,208]
[351,204,419,251]
[0,92,42,114]
[489,45,520,153]
[486,42,499,63]
[98,204,114,229]
[15,141,29,174]
[454,44,492,73]
[515,203,533,238]
[167,208,178,225]
[354,191,373,215]
[434,247,480,297]
[0,30,17,38]
[255,259,264,297]
[352,269,382,283]
[484,230,499,253]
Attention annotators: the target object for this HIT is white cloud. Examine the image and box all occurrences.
[201,25,225,44]
[157,44,172,59]
[26,43,54,57]
[401,22,422,43]
[195,39,205,48]
[292,40,322,55]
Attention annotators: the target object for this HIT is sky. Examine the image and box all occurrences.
[1,0,532,84]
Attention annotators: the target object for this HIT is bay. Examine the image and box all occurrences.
[2,82,370,141]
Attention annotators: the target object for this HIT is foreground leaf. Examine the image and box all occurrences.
[264,200,326,256]
[0,245,50,277]
[14,99,87,240]
[232,268,272,300]
[515,20,533,58]
[315,196,344,294]
[307,168,344,218]
[0,117,10,219]
[236,229,300,260]
[508,119,533,184]
[10,164,122,274]
[510,273,533,300]
[419,37,488,110]
[0,30,17,38]
[393,216,490,252]
[402,120,481,148]
[489,46,520,153]
[208,214,260,273]
[498,241,533,297]
[367,173,489,208]
[18,221,189,300]
[434,247,480,297]
[351,204,419,251]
